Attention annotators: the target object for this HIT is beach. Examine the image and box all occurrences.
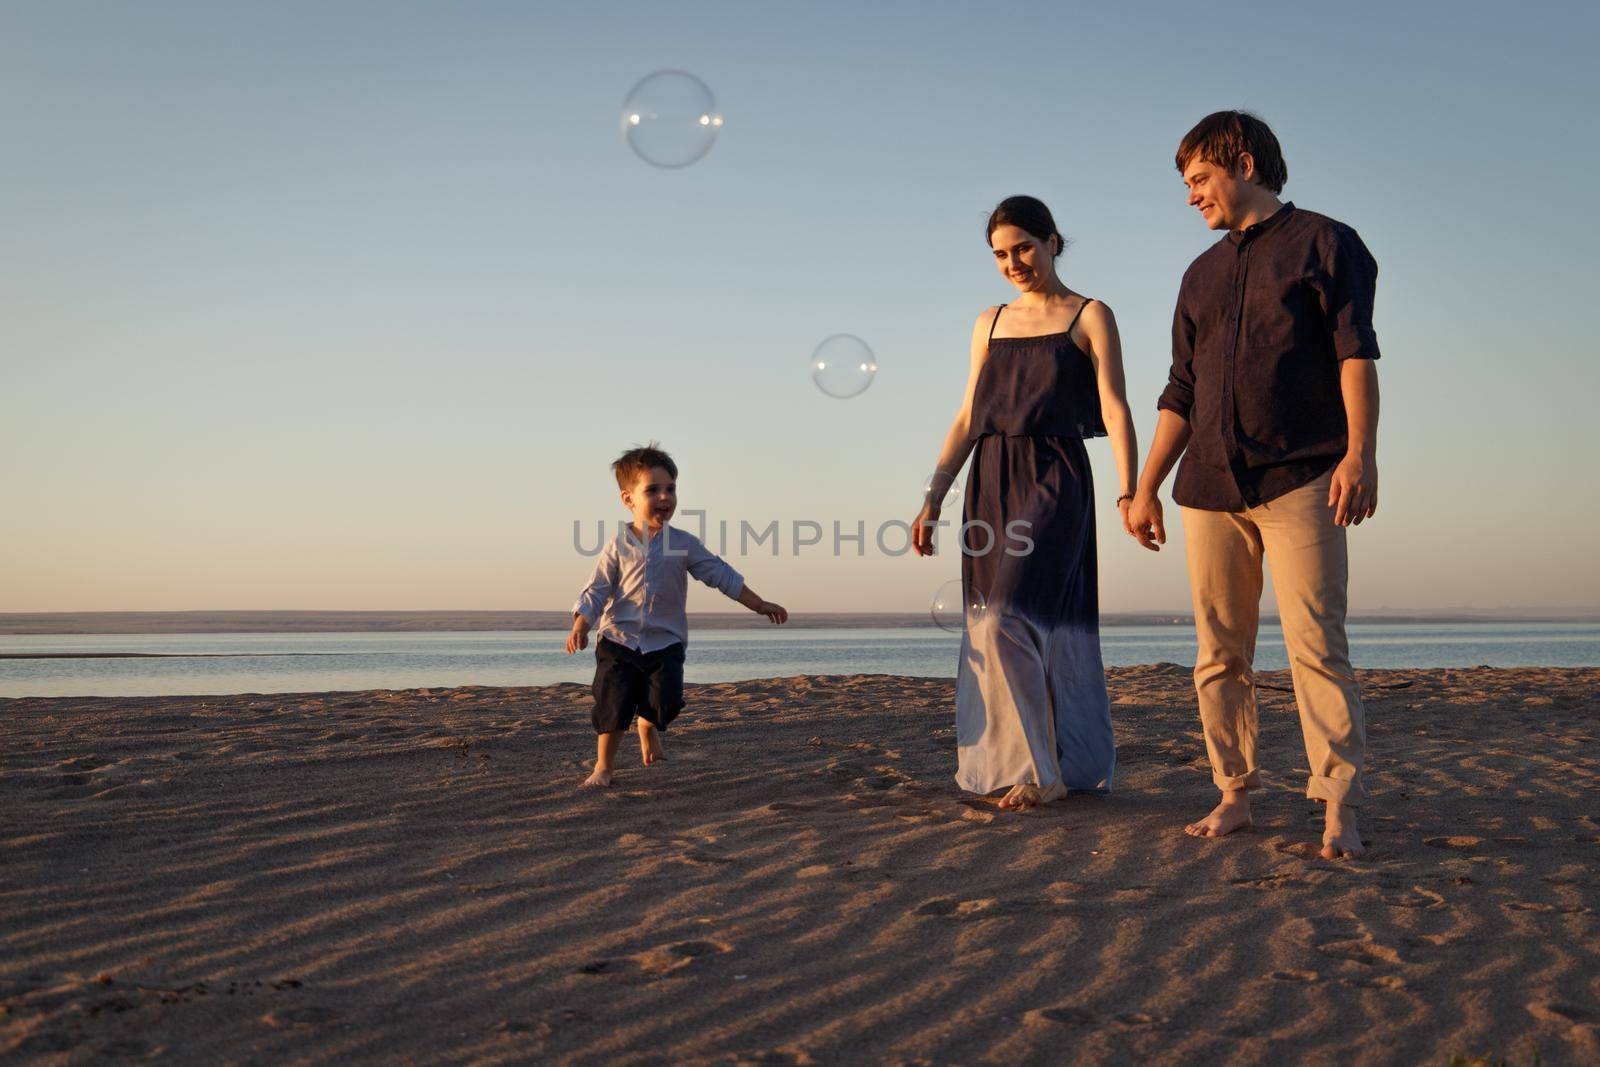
[2,666,1596,1065]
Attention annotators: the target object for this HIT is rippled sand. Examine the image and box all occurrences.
[2,666,1596,1064]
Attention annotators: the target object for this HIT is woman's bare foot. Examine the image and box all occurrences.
[637,721,665,766]
[1184,790,1253,838]
[582,767,613,787]
[1320,801,1365,859]
[998,780,1067,810]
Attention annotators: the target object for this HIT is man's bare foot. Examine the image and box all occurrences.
[1320,801,1365,859]
[1185,791,1253,838]
[582,767,613,787]
[998,780,1067,810]
[637,721,665,766]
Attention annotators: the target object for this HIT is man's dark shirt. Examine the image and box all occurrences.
[1158,202,1380,511]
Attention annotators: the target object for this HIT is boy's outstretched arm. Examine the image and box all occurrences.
[735,584,787,625]
[684,536,784,622]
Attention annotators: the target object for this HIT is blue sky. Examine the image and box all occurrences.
[3,1,1596,614]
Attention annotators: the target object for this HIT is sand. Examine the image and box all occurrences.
[2,666,1596,1065]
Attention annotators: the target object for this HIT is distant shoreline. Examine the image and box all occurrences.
[2,609,1596,636]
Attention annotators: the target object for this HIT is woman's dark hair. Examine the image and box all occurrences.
[985,195,1066,258]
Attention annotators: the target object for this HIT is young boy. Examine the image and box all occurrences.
[566,443,787,787]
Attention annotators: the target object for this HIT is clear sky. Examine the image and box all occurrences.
[3,0,1596,615]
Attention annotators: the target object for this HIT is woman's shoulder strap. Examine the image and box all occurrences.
[1066,297,1094,335]
[988,304,1007,342]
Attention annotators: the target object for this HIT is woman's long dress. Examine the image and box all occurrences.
[954,302,1116,796]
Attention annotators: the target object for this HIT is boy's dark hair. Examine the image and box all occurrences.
[1175,111,1287,194]
[985,195,1068,258]
[612,441,677,491]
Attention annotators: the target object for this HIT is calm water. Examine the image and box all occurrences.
[0,623,1596,698]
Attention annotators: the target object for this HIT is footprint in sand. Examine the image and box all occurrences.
[675,847,733,867]
[1031,1005,1097,1028]
[1318,940,1403,966]
[914,897,960,917]
[637,940,733,976]
[1381,886,1446,909]
[1270,969,1319,982]
[731,1049,815,1065]
[1030,1006,1162,1029]
[1528,1002,1592,1025]
[263,1005,341,1027]
[1347,975,1406,990]
[1423,835,1482,850]
[1401,933,1462,950]
[763,801,819,814]
[1231,873,1314,890]
[581,941,732,979]
[56,758,110,772]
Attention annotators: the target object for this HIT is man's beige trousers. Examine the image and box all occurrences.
[1180,470,1365,805]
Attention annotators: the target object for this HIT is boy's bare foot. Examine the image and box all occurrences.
[1185,790,1253,838]
[583,767,613,787]
[638,720,665,766]
[998,780,1067,810]
[1320,801,1365,859]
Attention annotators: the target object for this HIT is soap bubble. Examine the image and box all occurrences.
[810,334,877,399]
[620,70,723,169]
[923,469,962,509]
[930,579,987,633]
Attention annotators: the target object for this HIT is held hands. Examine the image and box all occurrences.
[565,617,590,654]
[1125,491,1166,552]
[1329,452,1377,526]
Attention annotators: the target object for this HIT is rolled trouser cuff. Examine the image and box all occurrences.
[1306,773,1364,806]
[1212,768,1261,792]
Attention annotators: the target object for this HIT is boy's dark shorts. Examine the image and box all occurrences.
[591,637,686,734]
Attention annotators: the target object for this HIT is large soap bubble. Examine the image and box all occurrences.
[923,469,962,509]
[930,579,987,633]
[620,70,724,169]
[810,334,877,399]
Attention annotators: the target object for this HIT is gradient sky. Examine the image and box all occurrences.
[3,1,1596,615]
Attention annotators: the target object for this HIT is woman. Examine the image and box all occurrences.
[913,195,1139,810]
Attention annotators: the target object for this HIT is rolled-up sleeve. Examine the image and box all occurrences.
[572,541,618,624]
[686,537,744,600]
[1317,225,1381,361]
[1157,289,1198,418]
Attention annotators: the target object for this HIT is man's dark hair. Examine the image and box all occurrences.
[1175,111,1288,194]
[985,195,1067,258]
[612,441,677,491]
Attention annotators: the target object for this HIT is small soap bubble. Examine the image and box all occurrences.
[620,70,723,169]
[930,579,987,633]
[923,470,962,508]
[810,334,877,399]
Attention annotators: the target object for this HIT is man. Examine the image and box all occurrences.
[1126,110,1380,860]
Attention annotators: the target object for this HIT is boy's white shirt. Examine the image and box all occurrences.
[572,523,746,653]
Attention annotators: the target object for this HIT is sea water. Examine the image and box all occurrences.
[1,623,1596,698]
